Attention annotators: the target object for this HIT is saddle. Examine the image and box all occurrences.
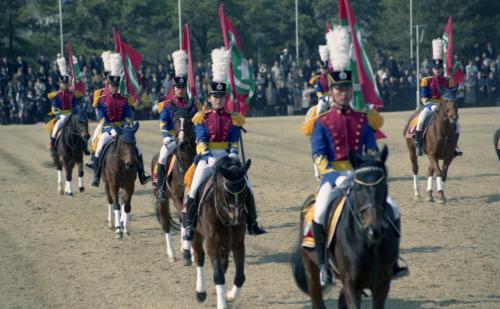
[152,154,177,186]
[405,110,435,139]
[98,138,117,168]
[302,194,347,249]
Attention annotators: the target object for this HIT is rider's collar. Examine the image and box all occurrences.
[332,102,351,113]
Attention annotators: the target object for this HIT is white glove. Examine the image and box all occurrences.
[335,174,353,190]
[163,137,177,152]
[228,152,239,160]
[110,129,118,137]
[207,156,216,166]
[163,136,173,145]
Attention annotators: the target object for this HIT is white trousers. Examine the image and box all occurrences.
[416,104,461,134]
[95,129,142,158]
[158,143,176,165]
[313,181,400,226]
[188,150,228,199]
[51,114,67,138]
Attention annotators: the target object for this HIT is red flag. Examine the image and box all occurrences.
[113,29,142,100]
[443,16,453,77]
[182,24,197,99]
[65,42,85,95]
[326,21,331,33]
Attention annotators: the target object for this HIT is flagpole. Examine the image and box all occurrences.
[415,24,420,110]
[58,0,64,55]
[295,0,299,67]
[178,0,182,49]
[410,0,413,60]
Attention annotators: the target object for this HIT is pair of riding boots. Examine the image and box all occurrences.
[181,193,266,241]
[90,154,151,187]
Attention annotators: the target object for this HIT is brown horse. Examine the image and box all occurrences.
[151,105,196,263]
[292,147,400,309]
[102,123,140,239]
[53,113,90,196]
[494,128,500,161]
[404,99,459,203]
[191,157,251,309]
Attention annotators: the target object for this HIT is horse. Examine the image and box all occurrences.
[404,99,459,203]
[292,146,400,309]
[101,123,140,239]
[151,103,196,264]
[191,157,251,309]
[52,112,90,196]
[494,128,500,161]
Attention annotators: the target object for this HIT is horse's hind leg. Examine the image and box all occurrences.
[302,250,326,309]
[407,138,420,199]
[227,230,246,303]
[121,186,134,236]
[104,183,114,229]
[426,164,435,203]
[372,279,391,309]
[77,161,85,192]
[158,199,176,262]
[64,160,74,197]
[193,232,207,302]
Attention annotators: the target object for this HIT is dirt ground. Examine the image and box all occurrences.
[0,107,499,309]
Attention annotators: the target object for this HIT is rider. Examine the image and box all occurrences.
[414,38,462,157]
[156,49,196,202]
[182,48,266,242]
[49,55,82,157]
[90,52,151,187]
[309,45,331,101]
[310,26,408,287]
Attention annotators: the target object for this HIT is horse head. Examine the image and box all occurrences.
[348,145,389,246]
[116,122,139,170]
[71,111,90,141]
[440,88,459,123]
[214,157,251,226]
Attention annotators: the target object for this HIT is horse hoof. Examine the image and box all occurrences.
[59,188,64,195]
[413,195,421,201]
[79,187,85,192]
[115,229,123,239]
[182,249,192,266]
[168,256,177,263]
[196,291,207,302]
[65,192,74,197]
[439,198,447,204]
[108,222,114,229]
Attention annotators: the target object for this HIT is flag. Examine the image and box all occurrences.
[182,24,197,99]
[338,0,383,110]
[65,42,85,95]
[326,21,331,33]
[442,16,464,85]
[113,29,142,101]
[219,4,255,115]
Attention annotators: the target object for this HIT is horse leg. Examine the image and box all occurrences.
[57,167,64,195]
[104,182,114,229]
[437,156,454,204]
[302,249,326,309]
[64,160,74,197]
[341,280,362,309]
[158,199,176,262]
[121,186,133,236]
[111,186,122,239]
[428,155,443,204]
[193,231,207,302]
[372,279,391,309]
[207,236,228,309]
[426,164,434,203]
[77,161,85,192]
[227,230,246,303]
[407,138,420,199]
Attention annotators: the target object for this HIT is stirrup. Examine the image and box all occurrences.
[156,189,166,202]
[90,177,100,188]
[319,264,334,287]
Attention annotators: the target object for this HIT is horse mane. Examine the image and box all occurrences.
[353,154,387,184]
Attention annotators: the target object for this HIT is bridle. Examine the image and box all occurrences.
[214,176,248,227]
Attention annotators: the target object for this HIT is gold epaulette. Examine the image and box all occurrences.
[420,77,430,87]
[301,105,318,137]
[309,75,319,86]
[192,111,206,125]
[448,77,454,88]
[366,109,384,130]
[157,101,167,113]
[127,96,135,106]
[74,91,83,99]
[231,112,246,127]
[92,89,103,108]
[47,91,59,100]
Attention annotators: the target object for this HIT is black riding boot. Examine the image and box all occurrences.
[392,217,410,280]
[50,137,57,157]
[90,156,101,187]
[182,197,196,241]
[137,154,151,185]
[414,131,423,156]
[246,191,266,235]
[155,163,167,202]
[312,221,334,287]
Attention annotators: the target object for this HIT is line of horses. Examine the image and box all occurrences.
[49,97,486,308]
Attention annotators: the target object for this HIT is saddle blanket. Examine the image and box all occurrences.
[405,112,433,139]
[302,196,346,249]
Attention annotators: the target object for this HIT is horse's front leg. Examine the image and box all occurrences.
[121,184,134,236]
[407,138,420,199]
[158,199,176,262]
[104,182,114,229]
[207,233,229,309]
[110,185,122,239]
[227,226,246,303]
[437,156,454,204]
[193,230,207,302]
[64,160,74,197]
[77,161,85,192]
[372,279,391,309]
[341,280,362,309]
[302,249,326,309]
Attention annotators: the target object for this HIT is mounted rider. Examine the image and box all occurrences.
[309,26,408,287]
[309,45,331,101]
[48,55,83,157]
[156,49,197,202]
[182,48,266,242]
[414,38,462,157]
[90,52,151,187]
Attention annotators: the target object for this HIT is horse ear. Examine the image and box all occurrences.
[132,122,140,133]
[219,166,233,180]
[348,150,360,168]
[379,145,388,163]
[244,159,251,171]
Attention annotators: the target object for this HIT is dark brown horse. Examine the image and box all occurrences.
[151,104,196,263]
[53,113,90,196]
[292,147,400,309]
[191,157,251,309]
[102,123,140,239]
[494,128,500,161]
[404,99,459,203]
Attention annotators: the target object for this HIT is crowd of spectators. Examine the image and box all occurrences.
[1,42,498,125]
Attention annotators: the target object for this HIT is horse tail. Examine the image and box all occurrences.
[154,200,181,231]
[291,198,312,294]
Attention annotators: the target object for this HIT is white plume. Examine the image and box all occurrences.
[172,49,188,77]
[56,56,69,77]
[326,26,351,72]
[318,45,329,62]
[211,47,231,83]
[72,55,78,65]
[101,51,112,72]
[109,53,123,77]
[432,38,444,60]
